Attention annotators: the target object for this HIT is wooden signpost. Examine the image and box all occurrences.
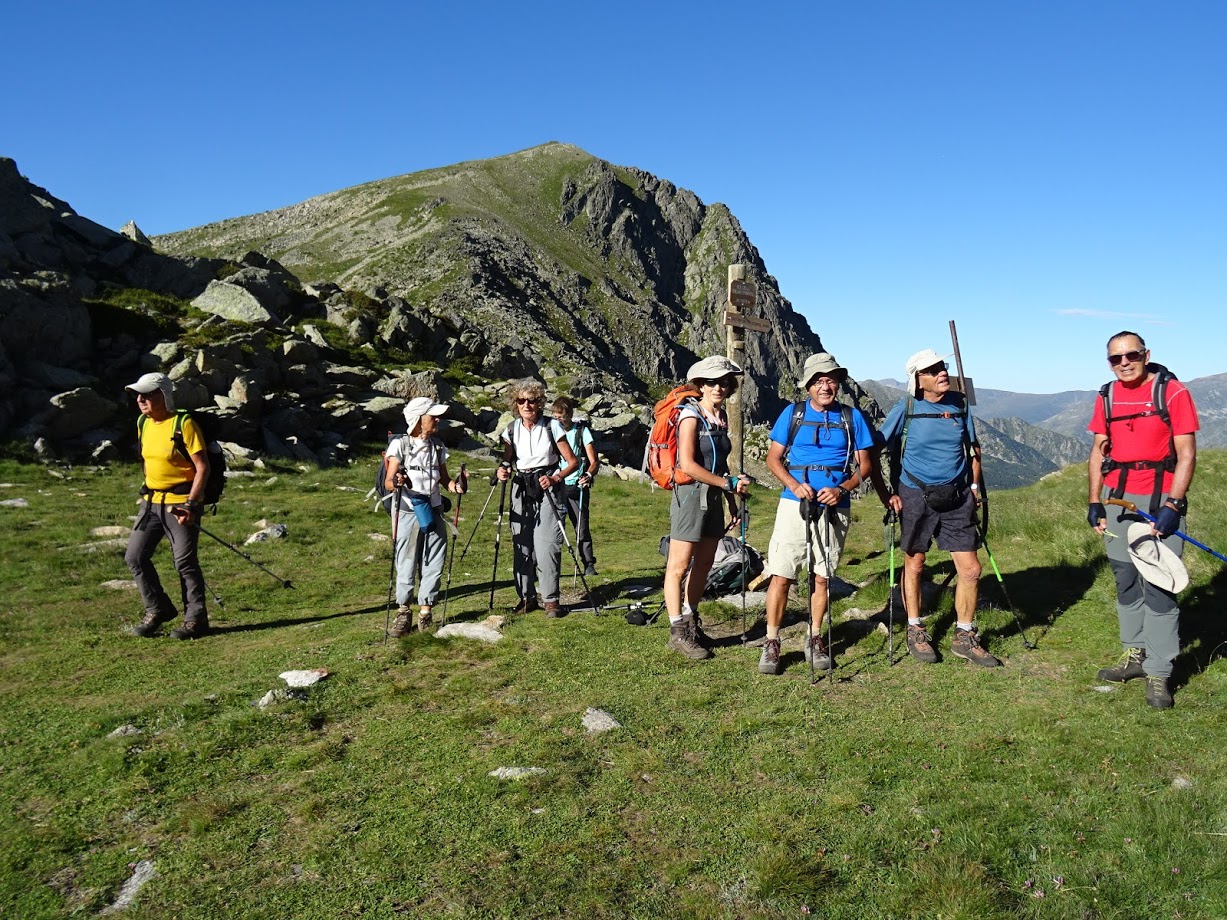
[723,264,767,474]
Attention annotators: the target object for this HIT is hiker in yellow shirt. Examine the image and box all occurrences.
[124,373,211,639]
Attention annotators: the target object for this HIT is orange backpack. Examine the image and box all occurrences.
[643,384,704,489]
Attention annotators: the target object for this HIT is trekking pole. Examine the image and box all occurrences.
[543,484,600,615]
[572,487,580,592]
[1105,498,1227,564]
[198,525,293,588]
[976,522,1036,650]
[384,487,401,644]
[803,499,818,686]
[822,504,836,683]
[440,464,466,627]
[739,491,750,643]
[884,509,897,665]
[488,476,509,610]
[459,474,500,562]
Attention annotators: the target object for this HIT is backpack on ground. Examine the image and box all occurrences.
[1099,363,1178,513]
[656,534,764,598]
[781,399,856,489]
[138,409,228,509]
[644,384,704,489]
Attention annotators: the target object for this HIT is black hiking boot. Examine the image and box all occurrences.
[906,624,939,664]
[170,614,210,640]
[692,613,713,649]
[129,609,175,638]
[1145,676,1174,709]
[1097,647,1146,683]
[512,596,539,614]
[668,615,711,660]
[951,627,1002,668]
[758,637,782,675]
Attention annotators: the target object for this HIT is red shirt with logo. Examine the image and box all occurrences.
[1088,377,1199,494]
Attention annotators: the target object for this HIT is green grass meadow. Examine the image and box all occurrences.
[2,452,1226,918]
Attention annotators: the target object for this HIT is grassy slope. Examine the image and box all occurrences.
[1,453,1225,919]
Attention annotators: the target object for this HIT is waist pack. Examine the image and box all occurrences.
[919,482,965,512]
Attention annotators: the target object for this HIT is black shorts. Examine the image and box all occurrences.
[898,484,980,555]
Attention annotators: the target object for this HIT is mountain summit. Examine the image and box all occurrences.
[154,142,839,420]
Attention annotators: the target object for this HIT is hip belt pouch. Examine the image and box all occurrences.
[921,483,965,513]
[408,492,434,527]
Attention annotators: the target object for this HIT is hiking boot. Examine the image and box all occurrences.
[129,609,175,638]
[1145,675,1174,709]
[668,615,711,660]
[1097,647,1146,683]
[544,601,563,618]
[388,606,413,638]
[951,627,1002,668]
[170,614,210,640]
[803,633,834,670]
[512,596,539,614]
[758,637,782,675]
[906,625,939,664]
[416,609,434,631]
[584,564,598,577]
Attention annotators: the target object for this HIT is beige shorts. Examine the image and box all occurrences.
[764,498,849,580]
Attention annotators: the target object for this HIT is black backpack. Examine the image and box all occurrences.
[138,409,227,509]
[369,433,445,514]
[1098,363,1178,513]
[781,400,856,487]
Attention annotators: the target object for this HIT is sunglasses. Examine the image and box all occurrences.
[919,363,947,376]
[1108,350,1146,366]
[515,397,542,405]
[698,377,732,388]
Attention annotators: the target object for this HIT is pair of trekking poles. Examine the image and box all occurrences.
[456,468,600,616]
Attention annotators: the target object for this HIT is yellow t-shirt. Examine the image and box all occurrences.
[139,414,205,503]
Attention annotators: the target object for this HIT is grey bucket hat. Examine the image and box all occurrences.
[798,353,848,390]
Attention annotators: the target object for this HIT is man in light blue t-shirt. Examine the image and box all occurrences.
[880,348,999,668]
[759,353,890,676]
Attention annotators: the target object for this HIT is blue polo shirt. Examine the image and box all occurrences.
[770,401,874,507]
[879,393,976,489]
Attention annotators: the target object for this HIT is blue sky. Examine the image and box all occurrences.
[5,1,1224,393]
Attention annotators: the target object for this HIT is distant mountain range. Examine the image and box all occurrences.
[863,372,1227,489]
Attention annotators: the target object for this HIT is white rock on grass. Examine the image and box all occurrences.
[101,579,138,590]
[91,525,130,537]
[75,538,129,553]
[107,724,142,739]
[368,533,390,542]
[246,524,288,544]
[1172,775,1194,790]
[436,615,506,644]
[279,668,329,688]
[0,498,30,508]
[581,708,622,734]
[489,766,546,780]
[1093,685,1119,693]
[100,859,156,915]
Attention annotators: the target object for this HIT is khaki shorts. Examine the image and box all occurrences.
[764,498,849,580]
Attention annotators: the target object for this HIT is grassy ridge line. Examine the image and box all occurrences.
[0,455,1225,918]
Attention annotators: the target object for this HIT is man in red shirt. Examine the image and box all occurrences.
[1087,332,1199,709]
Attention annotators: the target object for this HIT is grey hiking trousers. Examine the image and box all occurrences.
[1102,489,1184,679]
[393,504,448,608]
[510,480,563,603]
[125,500,207,622]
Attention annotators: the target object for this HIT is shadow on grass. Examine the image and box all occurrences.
[1174,565,1227,690]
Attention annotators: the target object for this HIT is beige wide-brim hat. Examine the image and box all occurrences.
[904,348,949,397]
[1126,522,1189,593]
[685,355,743,383]
[125,372,176,412]
[798,352,848,390]
[403,396,449,434]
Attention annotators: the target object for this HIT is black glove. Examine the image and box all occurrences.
[1087,503,1106,528]
[1153,504,1181,538]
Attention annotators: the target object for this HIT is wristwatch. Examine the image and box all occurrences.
[1166,496,1188,515]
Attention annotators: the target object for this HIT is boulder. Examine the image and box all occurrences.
[191,280,281,328]
[45,387,117,439]
[119,220,152,246]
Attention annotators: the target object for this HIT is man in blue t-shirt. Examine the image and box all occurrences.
[759,352,890,676]
[880,348,999,668]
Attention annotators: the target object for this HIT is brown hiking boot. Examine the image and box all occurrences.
[170,614,210,640]
[758,637,782,675]
[668,615,711,660]
[388,606,413,638]
[804,632,834,670]
[1145,675,1174,709]
[951,627,1001,668]
[906,624,939,664]
[416,608,434,631]
[129,609,175,638]
[1097,647,1146,683]
[543,601,563,618]
[512,596,539,614]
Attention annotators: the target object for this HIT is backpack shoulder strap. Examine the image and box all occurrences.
[782,400,807,463]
